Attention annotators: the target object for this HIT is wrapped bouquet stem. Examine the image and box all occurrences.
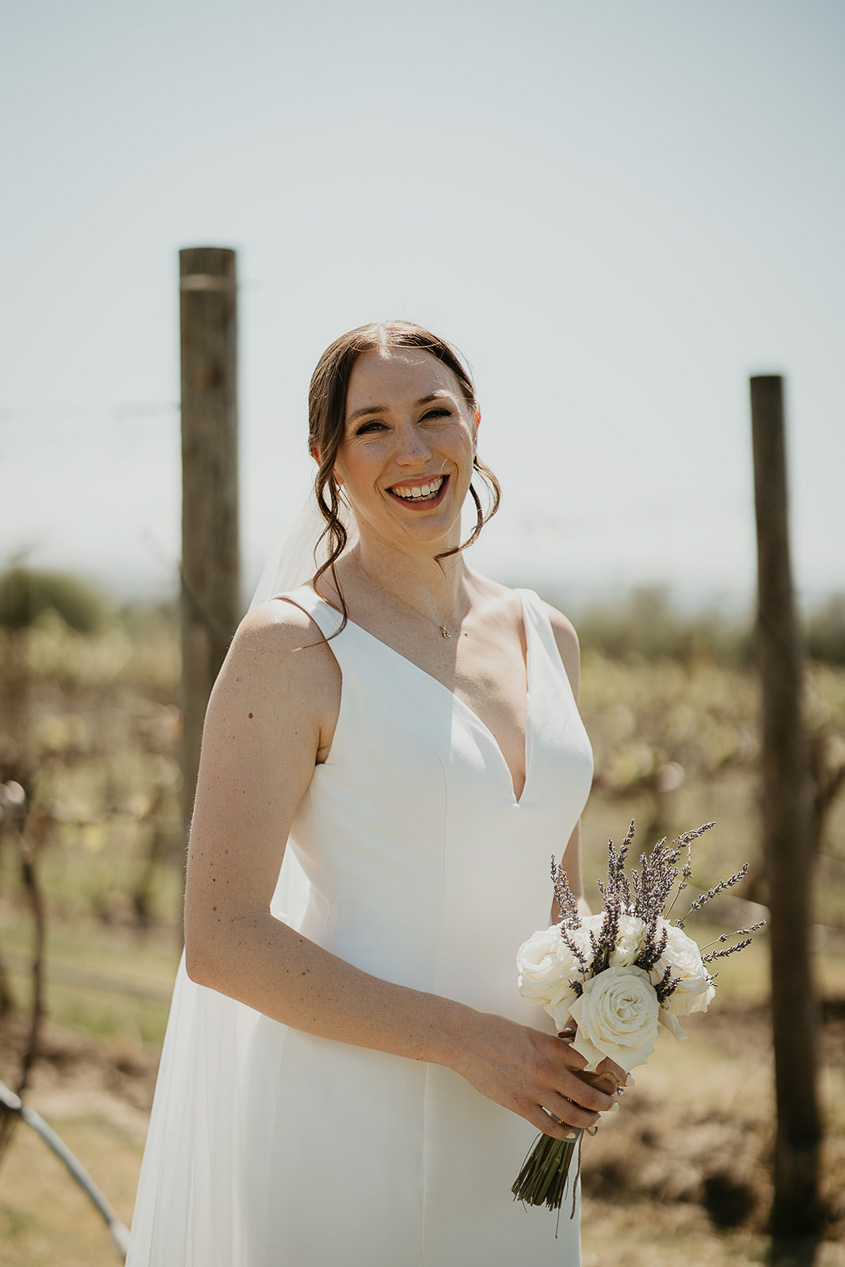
[512,1124,582,1213]
[512,821,763,1214]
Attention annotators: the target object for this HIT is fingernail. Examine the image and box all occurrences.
[608,1101,619,1113]
[564,1131,578,1142]
[625,1074,635,1086]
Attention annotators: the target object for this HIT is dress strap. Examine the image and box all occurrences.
[272,583,344,641]
[517,588,579,702]
[515,588,554,656]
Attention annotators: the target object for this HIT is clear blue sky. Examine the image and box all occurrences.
[2,0,843,610]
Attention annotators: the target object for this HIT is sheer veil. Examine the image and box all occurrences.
[126,486,353,1266]
[249,491,331,606]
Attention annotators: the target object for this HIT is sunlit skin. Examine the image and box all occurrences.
[184,344,623,1143]
[331,346,477,561]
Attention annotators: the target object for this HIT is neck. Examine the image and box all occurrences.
[350,538,470,631]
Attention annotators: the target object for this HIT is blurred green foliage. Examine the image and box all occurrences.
[2,568,843,664]
[539,583,845,667]
[570,585,754,665]
[806,593,845,665]
[0,567,110,634]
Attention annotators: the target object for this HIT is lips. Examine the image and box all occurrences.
[387,474,448,505]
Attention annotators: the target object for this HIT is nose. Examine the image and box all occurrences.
[393,419,432,467]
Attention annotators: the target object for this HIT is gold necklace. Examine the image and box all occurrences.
[356,560,462,639]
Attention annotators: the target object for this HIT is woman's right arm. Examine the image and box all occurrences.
[184,601,617,1139]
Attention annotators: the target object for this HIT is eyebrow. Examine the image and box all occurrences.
[346,391,455,424]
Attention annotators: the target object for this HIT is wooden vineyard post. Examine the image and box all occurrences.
[750,374,821,1236]
[179,247,240,848]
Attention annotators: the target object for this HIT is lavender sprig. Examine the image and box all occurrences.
[551,856,582,928]
[675,822,717,849]
[602,824,634,912]
[635,920,669,974]
[679,862,750,922]
[700,922,766,965]
[653,962,682,1004]
[663,856,693,923]
[702,940,753,963]
[588,893,621,976]
[560,926,590,975]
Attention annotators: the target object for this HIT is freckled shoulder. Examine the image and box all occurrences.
[540,601,581,701]
[210,597,342,735]
[220,598,332,666]
[236,595,333,648]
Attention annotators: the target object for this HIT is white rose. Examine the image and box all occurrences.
[608,914,647,966]
[516,915,602,1012]
[542,913,621,1029]
[658,1004,689,1041]
[650,920,715,1017]
[544,977,582,1032]
[568,965,660,1072]
[517,928,574,1005]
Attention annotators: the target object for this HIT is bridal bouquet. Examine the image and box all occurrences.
[512,821,762,1214]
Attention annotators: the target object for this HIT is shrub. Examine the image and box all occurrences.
[0,567,110,634]
[805,593,845,665]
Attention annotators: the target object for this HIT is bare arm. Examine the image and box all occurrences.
[184,600,617,1137]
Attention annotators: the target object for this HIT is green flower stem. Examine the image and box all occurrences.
[511,1128,582,1212]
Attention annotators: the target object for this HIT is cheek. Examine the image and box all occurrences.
[332,445,381,490]
[444,422,475,457]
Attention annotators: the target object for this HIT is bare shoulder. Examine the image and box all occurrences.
[540,600,582,700]
[209,596,341,727]
[227,595,337,664]
[469,570,524,626]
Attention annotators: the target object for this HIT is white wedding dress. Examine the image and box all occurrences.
[127,584,593,1266]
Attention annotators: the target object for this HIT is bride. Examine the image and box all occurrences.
[127,321,621,1266]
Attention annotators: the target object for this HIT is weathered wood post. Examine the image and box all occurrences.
[179,247,240,844]
[750,374,821,1236]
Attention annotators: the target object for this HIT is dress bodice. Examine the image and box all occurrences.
[275,585,594,1016]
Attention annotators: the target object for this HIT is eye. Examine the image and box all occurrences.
[354,419,388,436]
[421,407,452,422]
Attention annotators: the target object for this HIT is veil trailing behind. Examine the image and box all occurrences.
[126,493,351,1266]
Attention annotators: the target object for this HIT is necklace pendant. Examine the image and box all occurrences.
[439,625,451,639]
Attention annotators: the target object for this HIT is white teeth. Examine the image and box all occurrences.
[392,476,445,502]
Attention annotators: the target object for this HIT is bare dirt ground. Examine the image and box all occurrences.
[1,1003,844,1266]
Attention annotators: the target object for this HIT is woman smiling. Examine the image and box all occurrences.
[127,321,620,1266]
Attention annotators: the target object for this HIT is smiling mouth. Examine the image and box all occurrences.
[387,475,448,505]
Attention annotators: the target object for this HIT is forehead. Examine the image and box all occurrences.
[345,347,462,414]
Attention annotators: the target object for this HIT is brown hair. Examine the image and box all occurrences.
[308,321,500,624]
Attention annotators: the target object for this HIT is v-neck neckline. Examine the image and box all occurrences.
[315,588,533,806]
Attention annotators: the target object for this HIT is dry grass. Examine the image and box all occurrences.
[0,1105,144,1267]
[580,1003,845,1264]
[0,1019,152,1266]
